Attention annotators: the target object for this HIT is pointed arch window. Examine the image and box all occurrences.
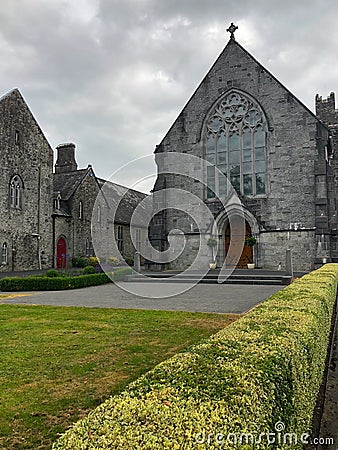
[1,243,8,265]
[10,175,23,209]
[54,193,61,210]
[205,91,267,198]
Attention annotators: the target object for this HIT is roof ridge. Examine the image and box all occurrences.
[98,177,148,197]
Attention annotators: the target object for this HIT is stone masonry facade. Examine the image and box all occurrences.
[150,34,337,272]
[0,89,53,271]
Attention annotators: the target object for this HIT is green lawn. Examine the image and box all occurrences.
[0,303,239,449]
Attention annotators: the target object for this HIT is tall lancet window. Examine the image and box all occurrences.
[9,175,24,209]
[205,91,267,198]
[1,243,8,265]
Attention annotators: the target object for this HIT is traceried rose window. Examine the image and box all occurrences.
[205,91,267,198]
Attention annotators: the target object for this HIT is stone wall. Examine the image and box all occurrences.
[0,89,53,272]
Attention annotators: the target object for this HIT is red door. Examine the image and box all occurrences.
[56,237,67,268]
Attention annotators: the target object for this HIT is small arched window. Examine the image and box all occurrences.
[54,193,61,210]
[1,243,8,265]
[97,205,101,223]
[10,175,23,209]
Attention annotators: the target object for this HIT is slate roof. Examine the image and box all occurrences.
[97,178,148,225]
[53,168,148,226]
[52,206,71,217]
[53,168,89,200]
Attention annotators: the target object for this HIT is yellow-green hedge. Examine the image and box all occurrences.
[53,264,338,449]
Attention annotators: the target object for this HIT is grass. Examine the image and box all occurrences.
[0,304,239,450]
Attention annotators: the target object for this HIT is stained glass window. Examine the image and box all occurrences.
[205,91,267,197]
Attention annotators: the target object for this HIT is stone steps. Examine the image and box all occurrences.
[124,270,298,285]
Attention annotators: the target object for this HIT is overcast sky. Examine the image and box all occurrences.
[1,0,338,192]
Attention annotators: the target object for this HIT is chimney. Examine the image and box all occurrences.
[55,143,78,173]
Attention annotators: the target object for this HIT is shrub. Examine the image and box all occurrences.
[52,264,338,450]
[245,235,257,246]
[89,256,99,266]
[108,256,120,267]
[72,256,91,268]
[0,273,111,291]
[112,267,133,281]
[44,269,60,278]
[124,257,134,267]
[207,237,217,247]
[83,265,96,275]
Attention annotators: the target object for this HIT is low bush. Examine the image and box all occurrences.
[45,269,60,278]
[0,273,112,291]
[72,256,91,268]
[53,264,338,450]
[83,265,96,275]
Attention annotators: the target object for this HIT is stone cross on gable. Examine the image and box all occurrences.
[227,22,238,40]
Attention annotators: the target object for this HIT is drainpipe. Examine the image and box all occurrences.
[37,167,42,270]
[52,215,55,268]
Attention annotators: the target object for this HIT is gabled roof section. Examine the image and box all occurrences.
[0,87,20,103]
[230,39,323,122]
[97,178,148,225]
[0,88,54,156]
[155,37,323,153]
[53,167,92,201]
[53,166,147,225]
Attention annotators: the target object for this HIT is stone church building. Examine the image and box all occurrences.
[0,89,146,272]
[2,25,338,274]
[150,24,338,272]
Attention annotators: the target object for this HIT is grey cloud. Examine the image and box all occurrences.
[1,0,338,188]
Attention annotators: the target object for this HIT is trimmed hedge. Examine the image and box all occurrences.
[0,273,112,291]
[53,264,338,449]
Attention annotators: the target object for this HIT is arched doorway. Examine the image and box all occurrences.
[56,237,67,269]
[225,220,253,268]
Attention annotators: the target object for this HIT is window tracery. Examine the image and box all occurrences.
[10,175,23,209]
[205,91,267,198]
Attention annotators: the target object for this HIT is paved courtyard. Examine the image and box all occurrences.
[0,282,283,314]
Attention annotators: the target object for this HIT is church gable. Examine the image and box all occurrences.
[156,37,320,156]
[151,27,335,272]
[0,88,53,162]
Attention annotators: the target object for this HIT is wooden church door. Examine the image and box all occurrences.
[225,220,253,268]
[56,237,67,269]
